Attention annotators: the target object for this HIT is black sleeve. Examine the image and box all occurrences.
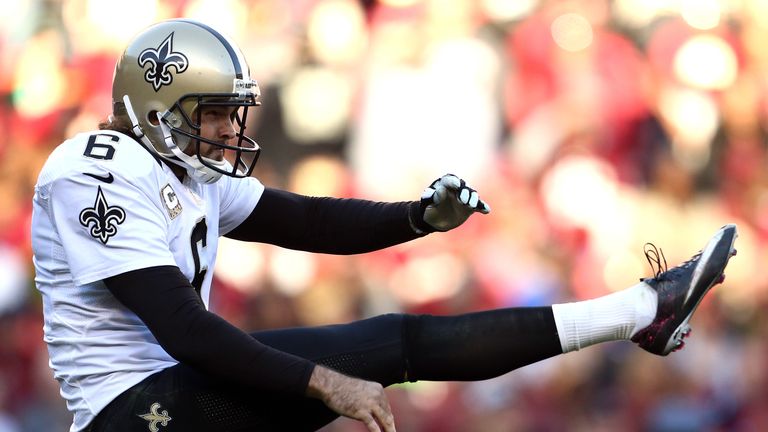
[104,265,315,396]
[225,188,432,254]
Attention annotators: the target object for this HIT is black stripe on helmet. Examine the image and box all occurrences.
[176,19,244,79]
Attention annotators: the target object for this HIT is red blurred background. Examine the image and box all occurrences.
[2,0,768,431]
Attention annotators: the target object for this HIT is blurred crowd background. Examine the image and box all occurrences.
[2,0,768,431]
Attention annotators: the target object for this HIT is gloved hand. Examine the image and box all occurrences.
[409,174,491,234]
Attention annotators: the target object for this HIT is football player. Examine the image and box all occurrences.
[31,19,737,432]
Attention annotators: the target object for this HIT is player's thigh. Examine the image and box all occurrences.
[88,363,338,432]
[250,313,407,384]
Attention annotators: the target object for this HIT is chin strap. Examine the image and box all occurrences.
[157,112,225,184]
[123,95,154,149]
[122,94,225,184]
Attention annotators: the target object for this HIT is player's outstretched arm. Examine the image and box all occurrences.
[306,366,396,432]
[226,174,490,254]
[409,173,491,234]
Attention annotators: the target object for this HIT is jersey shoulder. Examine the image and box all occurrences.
[37,130,163,188]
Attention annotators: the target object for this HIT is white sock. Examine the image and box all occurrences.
[551,282,658,353]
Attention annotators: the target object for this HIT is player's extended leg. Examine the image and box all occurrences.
[89,309,561,432]
[235,224,738,430]
[90,225,736,431]
[230,307,563,431]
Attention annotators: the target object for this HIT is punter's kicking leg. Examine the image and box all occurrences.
[101,224,735,431]
[228,224,737,430]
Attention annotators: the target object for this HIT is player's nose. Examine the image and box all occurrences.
[219,118,236,141]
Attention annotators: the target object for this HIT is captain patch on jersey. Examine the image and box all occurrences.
[160,184,182,219]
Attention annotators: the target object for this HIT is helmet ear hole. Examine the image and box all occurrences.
[147,110,160,126]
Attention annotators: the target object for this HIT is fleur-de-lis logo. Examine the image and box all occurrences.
[138,402,172,432]
[79,186,126,245]
[138,32,189,92]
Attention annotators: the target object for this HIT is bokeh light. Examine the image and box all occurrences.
[612,0,674,28]
[673,34,738,90]
[680,0,723,30]
[307,0,367,65]
[183,0,249,38]
[11,30,67,118]
[551,13,593,52]
[86,0,160,41]
[657,86,719,170]
[481,0,539,22]
[63,0,162,53]
[214,238,266,294]
[281,67,354,143]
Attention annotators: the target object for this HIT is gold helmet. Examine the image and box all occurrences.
[112,19,260,183]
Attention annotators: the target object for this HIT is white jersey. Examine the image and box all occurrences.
[31,131,264,432]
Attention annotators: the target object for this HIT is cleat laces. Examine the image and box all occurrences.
[641,243,667,281]
[642,243,701,282]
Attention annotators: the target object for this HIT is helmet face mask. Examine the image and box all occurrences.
[165,92,261,179]
[111,19,262,183]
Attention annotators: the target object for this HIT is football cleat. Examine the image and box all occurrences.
[631,224,738,356]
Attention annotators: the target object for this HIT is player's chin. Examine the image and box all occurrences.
[202,151,225,162]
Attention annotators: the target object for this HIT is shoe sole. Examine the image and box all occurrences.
[661,224,738,355]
